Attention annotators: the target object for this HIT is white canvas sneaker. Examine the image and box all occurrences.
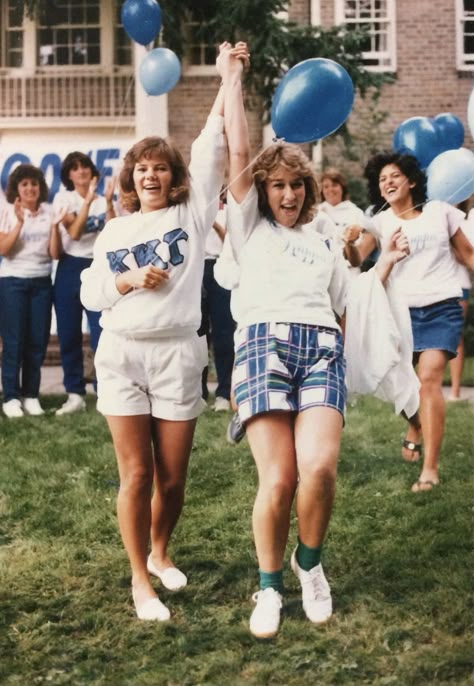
[290,549,332,624]
[23,398,45,416]
[249,588,283,638]
[55,393,86,416]
[2,399,24,418]
[214,397,231,412]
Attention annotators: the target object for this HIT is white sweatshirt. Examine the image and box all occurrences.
[80,115,226,337]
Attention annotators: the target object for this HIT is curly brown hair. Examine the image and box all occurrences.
[119,137,190,213]
[252,142,319,225]
[6,164,49,207]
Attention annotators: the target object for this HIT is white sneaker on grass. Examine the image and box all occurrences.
[214,396,231,412]
[55,393,86,416]
[22,398,45,416]
[249,588,283,638]
[2,399,24,418]
[290,549,332,624]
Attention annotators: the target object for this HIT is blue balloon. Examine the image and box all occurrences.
[393,116,442,169]
[139,48,181,96]
[432,113,464,152]
[121,0,161,46]
[271,58,354,143]
[426,147,474,205]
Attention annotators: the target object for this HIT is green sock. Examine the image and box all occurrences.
[259,569,284,594]
[296,537,322,571]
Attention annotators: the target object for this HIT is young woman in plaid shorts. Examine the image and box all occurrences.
[221,45,410,638]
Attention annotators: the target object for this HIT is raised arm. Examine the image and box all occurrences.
[218,42,252,203]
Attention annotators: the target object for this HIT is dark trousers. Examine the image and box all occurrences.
[53,254,101,395]
[200,259,235,400]
[0,275,52,402]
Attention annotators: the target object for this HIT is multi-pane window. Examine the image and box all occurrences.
[37,0,101,66]
[335,0,396,72]
[114,2,133,66]
[456,0,474,70]
[184,14,216,67]
[0,1,24,67]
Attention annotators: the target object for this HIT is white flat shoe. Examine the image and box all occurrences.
[132,588,170,621]
[147,554,188,591]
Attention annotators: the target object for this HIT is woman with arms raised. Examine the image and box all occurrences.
[221,47,410,638]
[80,43,249,621]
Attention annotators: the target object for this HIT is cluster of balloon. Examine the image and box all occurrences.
[394,110,474,204]
[271,58,354,144]
[121,0,181,96]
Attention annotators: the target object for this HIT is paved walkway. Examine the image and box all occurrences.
[31,366,474,401]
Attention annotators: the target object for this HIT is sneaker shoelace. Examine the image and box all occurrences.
[300,567,328,601]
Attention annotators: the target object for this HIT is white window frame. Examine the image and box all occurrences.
[181,13,217,76]
[0,0,131,75]
[334,0,397,73]
[456,0,474,71]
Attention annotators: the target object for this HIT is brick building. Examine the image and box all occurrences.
[0,0,472,193]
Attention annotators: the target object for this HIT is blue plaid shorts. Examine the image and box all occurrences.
[233,322,346,423]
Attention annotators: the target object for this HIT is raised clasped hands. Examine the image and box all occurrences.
[216,40,250,79]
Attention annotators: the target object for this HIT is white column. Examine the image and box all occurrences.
[134,44,169,139]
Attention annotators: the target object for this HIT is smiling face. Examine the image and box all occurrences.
[264,166,306,228]
[378,163,415,207]
[133,155,173,213]
[68,162,93,190]
[321,178,344,207]
[17,177,41,210]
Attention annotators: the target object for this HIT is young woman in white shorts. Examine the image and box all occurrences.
[80,43,249,621]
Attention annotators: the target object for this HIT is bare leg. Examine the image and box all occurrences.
[294,407,343,547]
[245,412,298,572]
[149,418,196,569]
[412,349,448,491]
[448,299,468,400]
[106,414,157,606]
[401,410,422,462]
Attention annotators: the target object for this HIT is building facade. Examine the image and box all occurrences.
[0,0,472,196]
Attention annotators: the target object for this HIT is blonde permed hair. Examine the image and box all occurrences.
[252,142,319,225]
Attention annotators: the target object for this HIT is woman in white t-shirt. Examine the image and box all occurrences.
[221,44,410,638]
[53,152,115,416]
[319,168,377,276]
[0,164,63,418]
[365,151,474,492]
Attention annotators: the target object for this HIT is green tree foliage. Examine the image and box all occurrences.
[21,0,389,117]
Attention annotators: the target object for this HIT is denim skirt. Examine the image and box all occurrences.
[409,298,463,359]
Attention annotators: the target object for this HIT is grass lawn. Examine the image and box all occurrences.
[0,394,473,686]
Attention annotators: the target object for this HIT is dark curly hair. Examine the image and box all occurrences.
[61,151,100,191]
[252,142,319,225]
[364,151,427,213]
[119,137,190,213]
[6,164,49,206]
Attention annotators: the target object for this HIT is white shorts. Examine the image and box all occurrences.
[95,330,208,420]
